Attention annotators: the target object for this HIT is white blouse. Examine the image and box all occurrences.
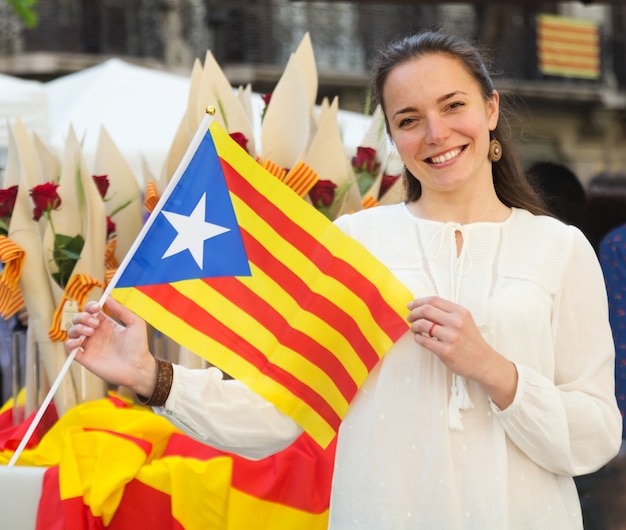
[157,204,622,530]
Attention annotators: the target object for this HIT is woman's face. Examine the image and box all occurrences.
[383,53,499,199]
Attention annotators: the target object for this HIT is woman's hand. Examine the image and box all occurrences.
[65,296,158,397]
[407,295,518,409]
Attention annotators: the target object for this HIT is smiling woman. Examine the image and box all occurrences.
[65,31,623,530]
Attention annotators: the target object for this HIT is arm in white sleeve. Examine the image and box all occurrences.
[154,365,303,460]
[493,229,622,476]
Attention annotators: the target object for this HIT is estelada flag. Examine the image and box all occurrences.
[108,114,412,448]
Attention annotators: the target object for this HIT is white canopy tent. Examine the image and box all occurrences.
[0,74,49,178]
[45,58,190,184]
[45,59,371,184]
[44,57,377,186]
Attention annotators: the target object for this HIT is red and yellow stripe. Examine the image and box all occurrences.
[112,121,412,448]
[283,161,320,197]
[537,14,599,79]
[1,396,334,529]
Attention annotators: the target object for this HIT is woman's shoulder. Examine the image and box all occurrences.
[510,207,584,239]
[508,208,595,262]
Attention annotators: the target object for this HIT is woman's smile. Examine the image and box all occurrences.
[426,145,466,165]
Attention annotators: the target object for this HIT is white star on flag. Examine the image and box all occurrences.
[161,193,230,269]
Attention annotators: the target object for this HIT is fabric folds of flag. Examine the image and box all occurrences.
[109,116,412,448]
[22,396,334,530]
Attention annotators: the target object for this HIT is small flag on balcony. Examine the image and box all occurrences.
[537,14,600,80]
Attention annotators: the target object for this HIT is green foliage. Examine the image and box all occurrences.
[6,0,38,28]
[51,233,85,289]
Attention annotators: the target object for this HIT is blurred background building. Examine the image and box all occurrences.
[1,0,626,184]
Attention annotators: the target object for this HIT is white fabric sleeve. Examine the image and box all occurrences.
[492,229,622,476]
[154,365,303,460]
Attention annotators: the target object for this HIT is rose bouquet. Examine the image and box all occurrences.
[352,146,381,197]
[30,182,83,289]
[4,119,78,415]
[0,186,18,237]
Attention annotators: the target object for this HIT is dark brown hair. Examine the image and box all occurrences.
[370,31,547,215]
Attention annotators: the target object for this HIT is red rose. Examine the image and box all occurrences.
[0,185,18,218]
[351,147,380,174]
[229,132,249,152]
[379,174,400,199]
[261,92,272,121]
[30,182,61,221]
[93,174,110,199]
[309,179,337,208]
[106,215,116,239]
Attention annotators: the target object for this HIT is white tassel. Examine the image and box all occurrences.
[455,375,474,411]
[448,384,464,431]
[447,375,474,431]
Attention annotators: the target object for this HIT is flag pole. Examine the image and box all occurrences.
[8,107,217,467]
[7,348,77,467]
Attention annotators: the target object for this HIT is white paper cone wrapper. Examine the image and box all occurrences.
[7,129,77,414]
[32,132,61,184]
[261,52,310,169]
[93,126,143,260]
[199,51,256,157]
[47,126,107,402]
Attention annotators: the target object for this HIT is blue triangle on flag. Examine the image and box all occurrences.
[116,130,251,288]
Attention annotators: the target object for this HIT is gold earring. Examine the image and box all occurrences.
[489,138,502,162]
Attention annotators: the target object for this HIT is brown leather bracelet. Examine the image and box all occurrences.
[136,357,173,407]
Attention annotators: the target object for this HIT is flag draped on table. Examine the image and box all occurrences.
[0,395,334,530]
[108,114,412,448]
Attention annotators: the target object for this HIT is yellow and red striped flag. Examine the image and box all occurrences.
[537,13,600,80]
[4,395,334,529]
[108,115,412,448]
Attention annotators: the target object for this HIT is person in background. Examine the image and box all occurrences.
[66,31,622,529]
[0,300,27,405]
[586,173,626,252]
[575,174,626,530]
[526,160,587,232]
[601,223,626,437]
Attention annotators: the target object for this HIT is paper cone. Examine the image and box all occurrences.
[22,326,41,416]
[93,126,144,260]
[157,61,203,188]
[261,52,310,169]
[294,33,319,146]
[141,156,156,189]
[197,50,256,156]
[294,33,318,112]
[46,126,107,402]
[236,85,254,130]
[6,128,77,415]
[378,175,405,205]
[32,132,61,184]
[6,117,44,189]
[358,105,387,151]
[303,97,360,218]
[159,113,191,190]
[351,105,388,200]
